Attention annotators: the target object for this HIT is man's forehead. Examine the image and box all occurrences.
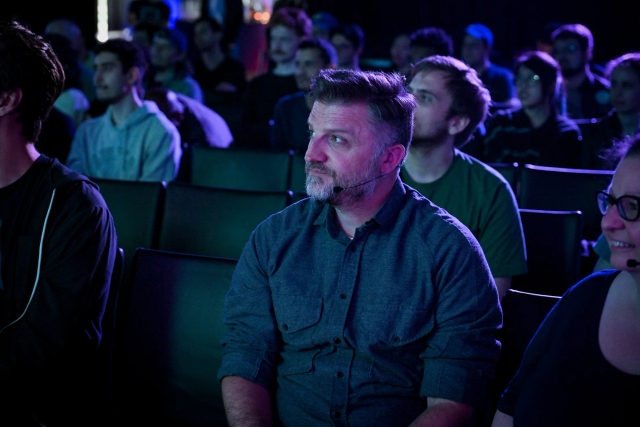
[309,102,370,128]
[95,52,121,66]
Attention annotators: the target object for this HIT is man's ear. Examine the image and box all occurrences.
[126,66,141,86]
[380,143,406,174]
[0,89,23,117]
[447,115,471,137]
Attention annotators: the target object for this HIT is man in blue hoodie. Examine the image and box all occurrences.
[0,21,118,424]
[67,38,181,182]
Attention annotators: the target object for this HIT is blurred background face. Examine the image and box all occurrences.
[270,25,300,64]
[552,37,587,77]
[610,66,640,115]
[331,33,357,67]
[150,36,180,69]
[461,35,488,69]
[295,48,327,91]
[390,34,410,68]
[93,51,129,103]
[410,45,437,64]
[601,155,640,275]
[193,21,220,51]
[516,66,544,108]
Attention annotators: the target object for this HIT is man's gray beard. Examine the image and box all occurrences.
[305,160,379,206]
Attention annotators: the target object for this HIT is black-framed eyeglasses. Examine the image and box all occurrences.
[597,190,640,221]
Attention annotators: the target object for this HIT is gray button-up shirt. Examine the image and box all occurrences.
[218,179,502,427]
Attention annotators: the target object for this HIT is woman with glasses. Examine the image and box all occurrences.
[467,50,582,168]
[491,134,640,427]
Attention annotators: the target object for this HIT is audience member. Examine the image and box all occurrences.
[43,33,91,128]
[144,87,233,181]
[491,134,640,427]
[534,21,562,55]
[67,38,181,181]
[409,26,454,63]
[149,27,204,102]
[131,21,161,51]
[0,21,117,424]
[551,23,612,120]
[389,32,412,76]
[192,16,246,109]
[402,55,527,301]
[461,23,517,110]
[36,106,77,165]
[44,18,96,102]
[240,6,312,149]
[310,11,338,40]
[330,23,365,71]
[578,52,640,169]
[467,51,582,168]
[219,68,501,427]
[199,0,246,51]
[271,38,337,152]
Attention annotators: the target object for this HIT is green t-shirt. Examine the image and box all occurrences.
[401,149,527,278]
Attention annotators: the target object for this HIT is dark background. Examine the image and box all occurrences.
[2,0,639,68]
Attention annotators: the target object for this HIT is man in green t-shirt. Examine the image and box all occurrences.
[403,55,527,301]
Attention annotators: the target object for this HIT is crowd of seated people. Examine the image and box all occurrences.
[4,1,640,425]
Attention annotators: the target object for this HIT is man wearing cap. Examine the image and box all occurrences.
[311,11,339,41]
[461,23,517,111]
[149,27,204,103]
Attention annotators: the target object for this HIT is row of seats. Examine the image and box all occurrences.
[101,248,565,426]
[191,147,613,243]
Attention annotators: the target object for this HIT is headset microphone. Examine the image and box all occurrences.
[333,174,387,193]
[627,259,640,268]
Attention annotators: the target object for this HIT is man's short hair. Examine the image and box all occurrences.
[464,23,494,47]
[95,38,148,77]
[268,7,313,39]
[309,69,417,162]
[605,52,640,81]
[409,55,490,147]
[298,38,338,67]
[331,23,365,51]
[551,23,594,60]
[0,21,65,142]
[409,27,453,57]
[515,50,561,104]
[194,16,223,33]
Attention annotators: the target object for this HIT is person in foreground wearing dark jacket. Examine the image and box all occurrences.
[0,21,118,426]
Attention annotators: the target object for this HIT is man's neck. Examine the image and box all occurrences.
[523,103,552,128]
[563,66,590,88]
[153,67,174,83]
[273,61,296,76]
[403,139,455,183]
[109,92,143,127]
[0,123,40,188]
[333,175,397,238]
[617,111,640,136]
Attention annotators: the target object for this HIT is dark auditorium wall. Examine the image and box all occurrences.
[2,0,639,69]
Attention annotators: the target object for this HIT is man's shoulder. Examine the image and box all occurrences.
[453,150,513,188]
[487,63,514,78]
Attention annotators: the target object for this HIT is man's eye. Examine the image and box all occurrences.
[329,135,344,144]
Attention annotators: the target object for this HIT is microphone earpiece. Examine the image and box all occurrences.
[627,259,640,268]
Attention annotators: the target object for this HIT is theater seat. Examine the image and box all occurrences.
[92,178,166,280]
[158,182,291,259]
[112,248,237,426]
[191,146,293,192]
[487,162,519,197]
[513,209,583,296]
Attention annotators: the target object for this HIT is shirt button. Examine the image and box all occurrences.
[336,371,344,378]
[282,323,289,331]
[339,293,347,299]
[350,246,356,252]
[333,337,341,344]
[333,410,342,418]
[392,335,400,342]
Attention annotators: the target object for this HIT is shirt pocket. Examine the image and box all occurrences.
[272,294,323,348]
[358,303,433,348]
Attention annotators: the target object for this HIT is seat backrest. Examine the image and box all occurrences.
[159,182,291,259]
[494,289,561,407]
[518,164,613,241]
[113,248,237,426]
[487,162,519,197]
[289,152,307,193]
[92,178,166,279]
[513,209,583,296]
[191,146,293,192]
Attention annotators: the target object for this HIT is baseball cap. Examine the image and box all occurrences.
[465,23,493,47]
